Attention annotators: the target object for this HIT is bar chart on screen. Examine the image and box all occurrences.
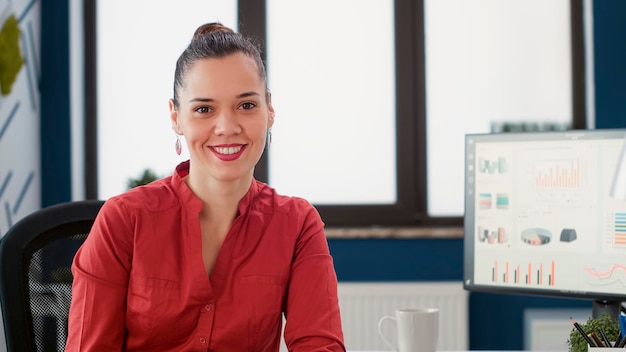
[534,158,582,189]
[478,156,508,174]
[614,212,626,246]
[489,260,556,286]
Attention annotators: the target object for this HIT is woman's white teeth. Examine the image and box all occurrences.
[214,146,242,155]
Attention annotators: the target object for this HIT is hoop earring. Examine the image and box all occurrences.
[266,128,272,148]
[175,135,182,155]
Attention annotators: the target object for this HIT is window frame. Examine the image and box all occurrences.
[83,0,587,228]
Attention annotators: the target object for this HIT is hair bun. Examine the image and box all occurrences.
[193,22,234,38]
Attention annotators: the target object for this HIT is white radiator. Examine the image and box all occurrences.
[279,281,469,351]
[337,281,469,351]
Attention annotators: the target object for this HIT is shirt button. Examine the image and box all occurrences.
[200,337,207,344]
[204,304,212,311]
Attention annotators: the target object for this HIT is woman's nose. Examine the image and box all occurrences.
[213,111,242,136]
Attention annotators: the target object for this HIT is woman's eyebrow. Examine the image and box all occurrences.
[237,91,261,99]
[188,92,261,103]
[188,97,214,103]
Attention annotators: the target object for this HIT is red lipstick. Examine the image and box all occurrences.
[210,144,246,161]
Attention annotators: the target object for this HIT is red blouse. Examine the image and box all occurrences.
[66,161,345,351]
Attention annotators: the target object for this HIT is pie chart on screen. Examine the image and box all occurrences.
[521,228,552,245]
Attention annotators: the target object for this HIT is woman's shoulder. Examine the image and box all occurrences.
[105,176,181,212]
[254,180,317,214]
[253,181,325,235]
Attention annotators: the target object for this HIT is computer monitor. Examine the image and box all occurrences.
[463,128,626,318]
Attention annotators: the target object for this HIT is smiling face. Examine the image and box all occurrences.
[170,52,274,184]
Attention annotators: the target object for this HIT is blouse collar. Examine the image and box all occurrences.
[171,160,260,216]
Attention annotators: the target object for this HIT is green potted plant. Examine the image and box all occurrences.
[568,314,620,352]
[127,168,160,189]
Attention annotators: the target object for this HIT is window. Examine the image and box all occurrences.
[266,0,396,205]
[86,0,585,228]
[424,0,580,216]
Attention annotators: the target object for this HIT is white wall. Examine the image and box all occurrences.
[0,0,42,349]
[0,0,41,234]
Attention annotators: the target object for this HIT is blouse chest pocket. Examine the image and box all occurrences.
[127,276,183,338]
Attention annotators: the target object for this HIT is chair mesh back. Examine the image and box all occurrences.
[25,232,88,352]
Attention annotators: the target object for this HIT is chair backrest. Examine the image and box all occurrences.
[0,200,104,352]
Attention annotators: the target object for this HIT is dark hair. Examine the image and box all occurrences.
[172,23,267,108]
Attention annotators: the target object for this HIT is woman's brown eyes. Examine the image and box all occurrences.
[194,103,256,113]
[239,102,257,110]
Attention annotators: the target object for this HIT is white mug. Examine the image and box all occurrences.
[377,307,439,352]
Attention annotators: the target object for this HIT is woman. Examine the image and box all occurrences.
[66,22,345,351]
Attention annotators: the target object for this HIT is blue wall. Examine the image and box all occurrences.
[40,1,626,350]
[330,238,463,281]
[593,2,626,129]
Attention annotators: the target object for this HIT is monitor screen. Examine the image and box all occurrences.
[463,129,626,315]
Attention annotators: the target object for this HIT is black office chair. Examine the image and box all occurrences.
[0,200,104,352]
